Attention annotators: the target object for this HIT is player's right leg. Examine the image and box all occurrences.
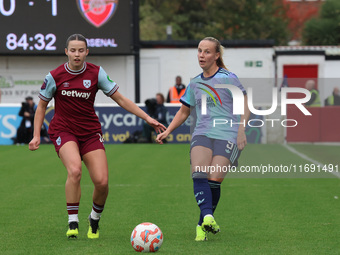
[190,137,214,240]
[83,148,109,239]
[59,141,82,238]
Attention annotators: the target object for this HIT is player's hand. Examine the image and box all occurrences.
[237,130,247,150]
[146,116,167,134]
[29,136,40,151]
[155,131,169,145]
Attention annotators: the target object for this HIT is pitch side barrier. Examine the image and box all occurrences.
[286,106,340,142]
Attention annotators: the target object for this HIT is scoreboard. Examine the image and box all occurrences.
[0,0,134,55]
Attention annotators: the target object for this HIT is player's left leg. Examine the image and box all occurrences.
[209,154,230,209]
[201,155,229,234]
[203,138,241,234]
[83,149,109,239]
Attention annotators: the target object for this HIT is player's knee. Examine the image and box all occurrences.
[208,177,224,183]
[94,177,108,192]
[67,165,82,183]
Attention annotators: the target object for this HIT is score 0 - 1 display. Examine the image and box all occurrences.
[0,0,133,55]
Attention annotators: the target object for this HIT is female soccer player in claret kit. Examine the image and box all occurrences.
[29,34,166,239]
[156,37,250,241]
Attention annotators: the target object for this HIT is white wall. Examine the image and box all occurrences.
[87,55,135,104]
[0,55,134,104]
[140,48,201,102]
[325,60,340,78]
[224,48,274,78]
[140,47,275,104]
[0,48,338,105]
[324,60,340,101]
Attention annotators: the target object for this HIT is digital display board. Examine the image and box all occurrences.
[0,0,134,55]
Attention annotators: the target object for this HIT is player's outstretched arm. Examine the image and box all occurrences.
[156,105,190,144]
[110,91,166,134]
[29,99,48,151]
[237,94,250,150]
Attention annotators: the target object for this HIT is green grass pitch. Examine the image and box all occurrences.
[0,144,339,254]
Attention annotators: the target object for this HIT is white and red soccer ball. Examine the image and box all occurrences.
[131,222,163,252]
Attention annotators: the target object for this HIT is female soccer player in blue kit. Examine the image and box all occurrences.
[29,34,166,239]
[156,37,250,241]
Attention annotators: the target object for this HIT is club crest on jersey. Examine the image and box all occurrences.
[77,0,119,28]
[83,80,91,88]
[56,136,61,146]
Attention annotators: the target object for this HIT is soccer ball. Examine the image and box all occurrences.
[131,222,163,252]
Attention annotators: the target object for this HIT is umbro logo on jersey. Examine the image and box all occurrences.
[83,80,91,88]
[63,82,70,88]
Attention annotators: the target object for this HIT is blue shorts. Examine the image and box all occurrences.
[190,135,241,167]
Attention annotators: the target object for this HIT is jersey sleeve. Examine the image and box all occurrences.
[229,73,247,95]
[97,67,119,97]
[179,84,194,107]
[38,73,56,102]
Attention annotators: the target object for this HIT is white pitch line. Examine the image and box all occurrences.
[283,144,340,178]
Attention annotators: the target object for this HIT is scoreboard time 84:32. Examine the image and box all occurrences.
[0,0,133,55]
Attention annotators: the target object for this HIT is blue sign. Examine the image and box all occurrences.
[0,105,262,145]
[0,106,22,145]
[44,105,191,144]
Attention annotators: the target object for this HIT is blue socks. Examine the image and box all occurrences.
[209,180,221,212]
[196,179,221,226]
[192,172,213,221]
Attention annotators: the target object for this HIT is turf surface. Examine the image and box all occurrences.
[0,144,339,254]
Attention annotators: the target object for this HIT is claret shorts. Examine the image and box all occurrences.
[49,131,105,157]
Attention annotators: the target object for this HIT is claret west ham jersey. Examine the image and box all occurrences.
[39,62,118,137]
